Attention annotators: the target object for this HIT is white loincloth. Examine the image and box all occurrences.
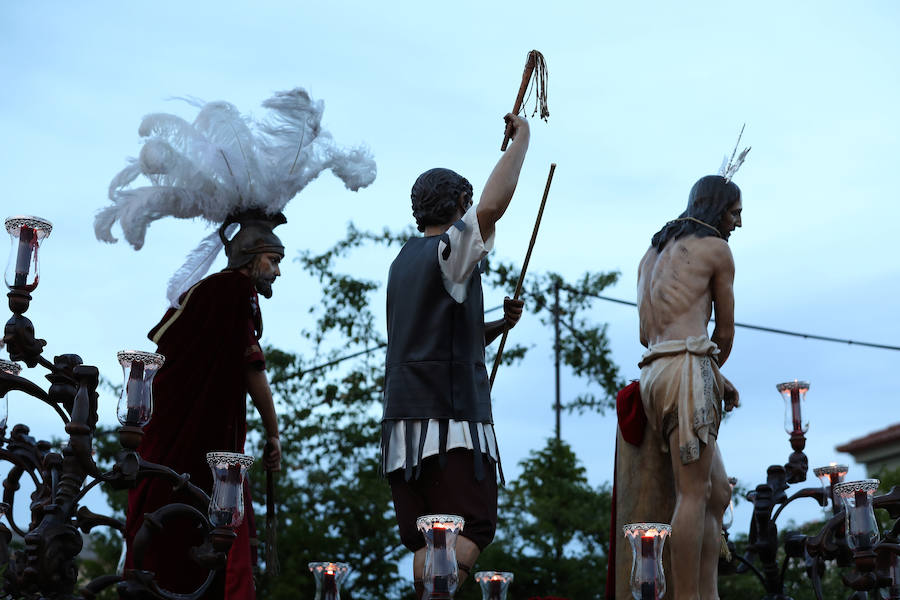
[638,336,724,464]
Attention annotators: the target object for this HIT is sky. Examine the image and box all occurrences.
[2,0,899,558]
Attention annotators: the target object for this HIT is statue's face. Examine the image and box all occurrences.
[718,198,743,240]
[250,252,283,298]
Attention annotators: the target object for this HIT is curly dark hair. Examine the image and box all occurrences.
[410,168,473,232]
[651,175,741,251]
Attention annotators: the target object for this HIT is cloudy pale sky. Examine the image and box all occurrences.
[2,0,899,548]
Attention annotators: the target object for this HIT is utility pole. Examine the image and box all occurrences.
[553,280,561,441]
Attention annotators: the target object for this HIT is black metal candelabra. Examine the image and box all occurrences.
[722,380,900,600]
[0,215,245,599]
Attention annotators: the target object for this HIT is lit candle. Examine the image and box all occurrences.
[852,489,871,549]
[789,385,802,434]
[14,225,34,288]
[641,535,656,600]
[432,523,450,595]
[489,575,503,599]
[323,566,338,600]
[125,360,145,424]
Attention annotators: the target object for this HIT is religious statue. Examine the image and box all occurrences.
[381,113,529,599]
[125,211,285,597]
[97,88,376,598]
[636,173,742,599]
[612,137,749,599]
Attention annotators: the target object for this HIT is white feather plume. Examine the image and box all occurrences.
[96,87,376,247]
[165,225,236,308]
[96,87,377,301]
[718,124,751,183]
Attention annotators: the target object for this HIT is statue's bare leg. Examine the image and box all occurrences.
[699,441,731,600]
[668,430,716,600]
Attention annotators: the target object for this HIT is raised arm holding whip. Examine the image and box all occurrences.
[381,55,549,596]
[501,50,549,151]
[490,49,553,388]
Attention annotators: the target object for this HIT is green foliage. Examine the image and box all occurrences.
[483,262,623,414]
[458,438,611,600]
[248,224,410,599]
[874,464,900,533]
[86,221,621,598]
[74,426,125,600]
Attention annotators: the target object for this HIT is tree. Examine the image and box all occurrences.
[249,225,411,599]
[250,224,622,598]
[458,438,611,600]
[483,262,623,416]
[85,222,623,598]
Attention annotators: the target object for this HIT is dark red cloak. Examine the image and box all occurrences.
[606,381,645,600]
[125,270,263,599]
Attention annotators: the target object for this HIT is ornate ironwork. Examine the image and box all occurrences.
[723,382,900,599]
[1,287,236,597]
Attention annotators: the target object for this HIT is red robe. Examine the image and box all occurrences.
[125,270,263,599]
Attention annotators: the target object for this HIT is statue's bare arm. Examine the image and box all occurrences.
[709,241,736,366]
[637,250,655,348]
[476,114,530,241]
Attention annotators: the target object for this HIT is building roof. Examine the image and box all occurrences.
[836,423,900,455]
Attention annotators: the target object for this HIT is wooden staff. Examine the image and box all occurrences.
[265,466,280,576]
[489,163,557,389]
[501,51,538,151]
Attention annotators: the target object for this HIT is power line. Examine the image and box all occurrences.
[558,285,900,352]
[290,288,900,381]
[292,304,506,377]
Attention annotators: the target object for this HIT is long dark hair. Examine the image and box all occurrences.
[651,175,741,251]
[410,168,473,232]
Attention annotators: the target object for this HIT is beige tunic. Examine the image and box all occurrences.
[638,336,724,464]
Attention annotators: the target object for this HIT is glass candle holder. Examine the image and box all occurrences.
[722,477,737,531]
[833,479,880,550]
[4,216,52,292]
[206,452,253,529]
[624,522,671,600]
[776,380,809,436]
[813,463,848,511]
[116,350,165,427]
[0,359,22,433]
[308,561,350,600]
[417,514,465,599]
[474,571,513,600]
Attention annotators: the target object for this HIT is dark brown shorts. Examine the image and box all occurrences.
[388,449,498,552]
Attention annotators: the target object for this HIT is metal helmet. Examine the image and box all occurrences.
[219,209,287,270]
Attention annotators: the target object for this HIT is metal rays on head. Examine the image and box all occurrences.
[718,124,751,183]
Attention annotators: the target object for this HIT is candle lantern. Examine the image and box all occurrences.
[0,360,22,434]
[722,477,737,531]
[417,514,465,599]
[813,463,849,512]
[624,522,671,600]
[4,216,52,293]
[776,380,809,438]
[115,350,165,428]
[833,479,880,551]
[474,571,513,600]
[308,561,350,600]
[206,452,253,530]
